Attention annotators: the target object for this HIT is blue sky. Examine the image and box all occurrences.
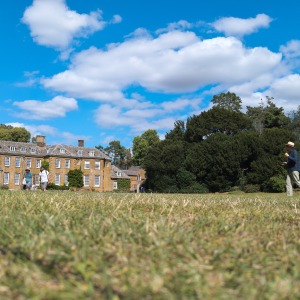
[1,0,300,148]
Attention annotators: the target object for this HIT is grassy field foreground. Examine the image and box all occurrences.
[0,191,300,299]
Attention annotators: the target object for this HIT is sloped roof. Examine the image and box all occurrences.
[110,165,130,179]
[124,166,144,176]
[0,140,110,160]
[0,140,48,156]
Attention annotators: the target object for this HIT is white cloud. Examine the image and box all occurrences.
[13,96,78,119]
[6,122,89,146]
[22,0,107,49]
[5,122,57,137]
[42,31,281,103]
[269,74,300,103]
[111,15,122,24]
[212,14,272,37]
[280,40,300,59]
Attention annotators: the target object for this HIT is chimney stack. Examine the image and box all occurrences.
[36,135,46,147]
[78,140,84,147]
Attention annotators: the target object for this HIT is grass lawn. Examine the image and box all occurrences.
[0,190,300,299]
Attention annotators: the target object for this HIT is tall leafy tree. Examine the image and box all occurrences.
[165,120,185,141]
[246,96,290,133]
[211,92,242,112]
[0,124,31,142]
[288,105,300,141]
[185,106,252,143]
[132,129,160,166]
[104,140,127,169]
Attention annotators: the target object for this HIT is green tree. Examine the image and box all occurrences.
[132,129,160,166]
[165,120,185,141]
[104,141,127,169]
[246,96,290,134]
[0,124,31,142]
[67,169,84,188]
[185,106,252,143]
[41,161,49,171]
[288,105,300,141]
[211,92,242,112]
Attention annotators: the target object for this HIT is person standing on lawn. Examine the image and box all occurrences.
[23,168,32,190]
[39,166,49,191]
[284,141,300,196]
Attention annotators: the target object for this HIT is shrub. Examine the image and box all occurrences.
[242,184,261,193]
[262,176,286,193]
[67,169,84,188]
[41,161,49,171]
[115,179,130,191]
[47,183,69,190]
[0,185,9,190]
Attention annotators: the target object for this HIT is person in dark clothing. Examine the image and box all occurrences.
[284,141,300,196]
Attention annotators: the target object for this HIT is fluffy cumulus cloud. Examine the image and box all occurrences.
[93,95,204,134]
[94,104,177,133]
[42,30,281,103]
[6,122,88,145]
[13,96,78,119]
[22,0,107,49]
[212,14,272,37]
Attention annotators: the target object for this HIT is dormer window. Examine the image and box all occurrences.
[117,171,122,177]
[89,151,95,157]
[60,148,66,154]
[20,147,26,152]
[9,146,16,151]
[30,148,36,153]
[77,150,83,156]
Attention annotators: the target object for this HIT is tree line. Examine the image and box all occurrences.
[2,92,300,193]
[142,93,300,193]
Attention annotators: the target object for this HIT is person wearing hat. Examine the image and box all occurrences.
[23,168,32,190]
[284,141,300,196]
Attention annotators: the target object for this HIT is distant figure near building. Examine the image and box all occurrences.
[39,166,49,191]
[23,168,32,190]
[284,141,300,196]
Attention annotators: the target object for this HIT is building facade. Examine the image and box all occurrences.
[124,166,146,192]
[0,136,113,191]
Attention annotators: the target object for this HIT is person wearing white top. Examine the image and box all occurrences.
[39,166,49,191]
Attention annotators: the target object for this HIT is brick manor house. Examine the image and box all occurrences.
[0,136,146,192]
[0,136,113,191]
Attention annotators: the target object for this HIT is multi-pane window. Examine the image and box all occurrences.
[3,173,9,185]
[36,159,41,168]
[26,158,32,168]
[55,159,61,168]
[77,150,83,156]
[30,148,36,153]
[55,174,60,185]
[89,151,95,157]
[60,148,66,154]
[113,181,118,189]
[84,161,90,169]
[64,175,69,186]
[94,175,100,187]
[10,146,16,151]
[84,175,90,187]
[34,174,39,185]
[95,161,100,170]
[15,157,21,168]
[117,171,122,177]
[20,147,26,152]
[4,157,10,167]
[65,159,70,169]
[14,173,20,185]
